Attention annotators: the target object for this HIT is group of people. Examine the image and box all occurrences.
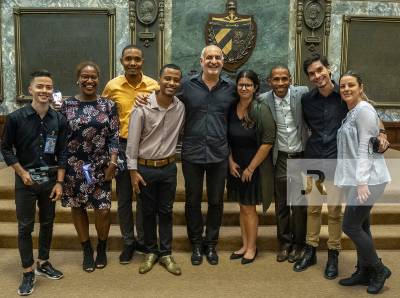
[0,43,392,296]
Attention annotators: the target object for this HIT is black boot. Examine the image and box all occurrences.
[95,239,108,269]
[339,263,370,286]
[324,249,339,279]
[293,244,316,272]
[81,240,95,272]
[367,260,391,294]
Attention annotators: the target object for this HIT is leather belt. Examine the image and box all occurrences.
[278,151,304,159]
[138,156,175,168]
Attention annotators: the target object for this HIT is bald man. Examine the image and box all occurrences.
[179,45,236,266]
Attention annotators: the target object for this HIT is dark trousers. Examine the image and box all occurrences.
[342,183,386,266]
[138,163,177,257]
[274,151,307,250]
[117,139,144,246]
[15,177,56,268]
[182,159,227,247]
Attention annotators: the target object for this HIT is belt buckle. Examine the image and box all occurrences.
[153,160,159,167]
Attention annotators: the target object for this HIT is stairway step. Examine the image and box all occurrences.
[1,199,400,225]
[0,222,399,251]
[0,200,275,225]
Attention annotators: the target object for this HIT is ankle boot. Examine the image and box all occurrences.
[339,263,370,286]
[81,240,95,272]
[367,260,391,294]
[293,244,316,272]
[325,249,339,279]
[95,239,108,269]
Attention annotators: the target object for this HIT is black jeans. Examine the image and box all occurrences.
[342,183,387,266]
[274,152,307,250]
[15,176,56,268]
[116,139,144,246]
[138,163,177,257]
[182,159,227,247]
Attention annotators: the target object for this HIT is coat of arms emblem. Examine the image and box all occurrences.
[205,0,257,72]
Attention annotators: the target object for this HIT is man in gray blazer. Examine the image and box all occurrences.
[260,65,309,263]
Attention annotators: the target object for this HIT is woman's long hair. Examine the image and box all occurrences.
[236,69,260,128]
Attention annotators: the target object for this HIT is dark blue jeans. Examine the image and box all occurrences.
[342,183,387,266]
[137,163,177,256]
[182,159,227,247]
[15,176,56,268]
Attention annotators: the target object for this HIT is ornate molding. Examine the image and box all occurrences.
[129,0,136,40]
[296,0,304,34]
[129,0,165,77]
[324,0,332,36]
[159,0,165,31]
[294,0,332,85]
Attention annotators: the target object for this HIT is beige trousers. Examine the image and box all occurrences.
[304,177,343,250]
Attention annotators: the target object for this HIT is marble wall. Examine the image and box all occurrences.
[329,0,400,120]
[171,0,291,85]
[0,0,131,114]
[1,0,399,120]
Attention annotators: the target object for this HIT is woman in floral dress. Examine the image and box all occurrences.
[60,61,119,272]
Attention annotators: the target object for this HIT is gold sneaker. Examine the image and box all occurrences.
[159,255,182,276]
[138,253,158,274]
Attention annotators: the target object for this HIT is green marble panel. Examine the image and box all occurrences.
[171,0,290,83]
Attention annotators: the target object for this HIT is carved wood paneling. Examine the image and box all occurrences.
[294,0,332,86]
[129,0,164,78]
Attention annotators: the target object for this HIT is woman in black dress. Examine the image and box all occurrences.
[228,70,275,264]
[61,61,119,272]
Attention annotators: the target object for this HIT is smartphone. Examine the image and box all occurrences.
[52,90,63,106]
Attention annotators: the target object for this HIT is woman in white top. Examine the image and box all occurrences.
[334,71,391,295]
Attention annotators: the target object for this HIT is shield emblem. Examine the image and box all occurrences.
[205,1,257,72]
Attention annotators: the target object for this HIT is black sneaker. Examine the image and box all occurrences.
[119,244,135,264]
[35,261,63,280]
[17,271,35,296]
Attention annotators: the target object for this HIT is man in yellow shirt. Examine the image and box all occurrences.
[102,45,159,264]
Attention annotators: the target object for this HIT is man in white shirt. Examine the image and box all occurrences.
[261,65,309,263]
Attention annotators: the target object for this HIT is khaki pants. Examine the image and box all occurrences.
[304,177,343,250]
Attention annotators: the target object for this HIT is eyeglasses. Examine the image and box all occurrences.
[237,83,254,89]
[80,75,98,81]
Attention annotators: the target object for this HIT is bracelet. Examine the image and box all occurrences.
[56,180,64,186]
[110,161,118,167]
[379,129,386,134]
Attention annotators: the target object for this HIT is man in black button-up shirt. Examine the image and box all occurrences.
[179,45,236,266]
[302,84,348,159]
[1,70,67,295]
[293,54,345,279]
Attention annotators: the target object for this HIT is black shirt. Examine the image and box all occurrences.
[301,83,348,159]
[1,104,68,169]
[178,74,236,163]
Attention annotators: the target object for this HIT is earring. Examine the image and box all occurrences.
[76,81,80,86]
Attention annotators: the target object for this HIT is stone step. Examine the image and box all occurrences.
[1,199,400,226]
[0,222,399,251]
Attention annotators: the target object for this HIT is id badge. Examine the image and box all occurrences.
[44,134,57,154]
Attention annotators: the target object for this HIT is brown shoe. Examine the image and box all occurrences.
[138,253,158,274]
[276,249,289,262]
[159,255,182,276]
[288,247,304,263]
